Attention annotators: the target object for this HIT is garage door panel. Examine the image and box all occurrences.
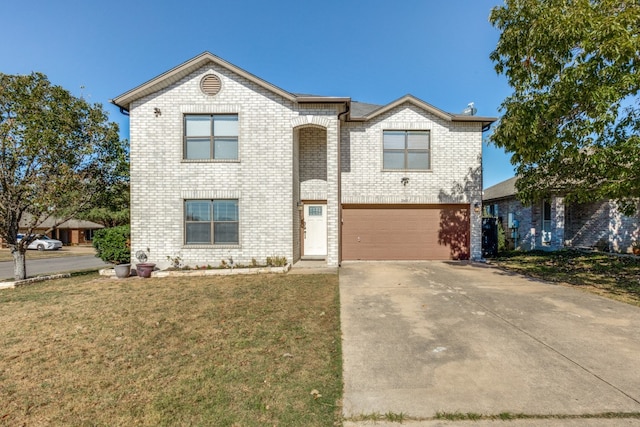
[342,205,469,260]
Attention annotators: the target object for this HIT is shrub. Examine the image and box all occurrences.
[497,221,507,252]
[266,256,287,267]
[93,225,131,264]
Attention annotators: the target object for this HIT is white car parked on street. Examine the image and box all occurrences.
[16,234,63,251]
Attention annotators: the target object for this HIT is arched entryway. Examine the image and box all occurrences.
[293,123,328,262]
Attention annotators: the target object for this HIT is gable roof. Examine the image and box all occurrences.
[111,52,497,130]
[349,95,496,129]
[111,52,299,111]
[483,176,518,201]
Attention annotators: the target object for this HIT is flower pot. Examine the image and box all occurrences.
[136,262,156,278]
[114,263,131,279]
[633,247,640,256]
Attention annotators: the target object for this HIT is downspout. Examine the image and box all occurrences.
[338,101,350,121]
[336,101,350,266]
[478,121,494,260]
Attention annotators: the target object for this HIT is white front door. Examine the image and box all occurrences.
[303,204,327,257]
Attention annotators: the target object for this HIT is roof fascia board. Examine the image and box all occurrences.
[111,52,297,110]
[452,114,498,124]
[482,194,516,202]
[295,96,351,104]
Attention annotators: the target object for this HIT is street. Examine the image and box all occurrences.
[0,254,109,281]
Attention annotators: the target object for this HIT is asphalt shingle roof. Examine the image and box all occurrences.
[350,101,382,118]
[483,176,518,201]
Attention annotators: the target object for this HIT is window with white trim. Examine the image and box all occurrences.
[184,115,238,160]
[383,130,430,170]
[185,199,239,245]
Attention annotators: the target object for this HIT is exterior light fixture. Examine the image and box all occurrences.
[154,107,161,117]
[401,177,409,186]
[474,202,481,213]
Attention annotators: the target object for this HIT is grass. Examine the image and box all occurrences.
[0,272,342,426]
[350,411,406,423]
[492,250,640,306]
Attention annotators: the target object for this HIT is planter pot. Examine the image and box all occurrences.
[136,263,156,278]
[633,248,640,256]
[114,263,131,279]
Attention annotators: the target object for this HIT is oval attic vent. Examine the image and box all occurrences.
[200,74,221,96]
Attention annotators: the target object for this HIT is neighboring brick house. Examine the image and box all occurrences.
[111,52,495,269]
[1,217,103,247]
[45,219,104,245]
[483,176,640,252]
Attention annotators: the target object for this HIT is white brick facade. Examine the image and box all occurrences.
[341,103,484,260]
[114,53,492,268]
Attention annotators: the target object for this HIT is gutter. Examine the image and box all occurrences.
[295,96,351,104]
[109,98,130,116]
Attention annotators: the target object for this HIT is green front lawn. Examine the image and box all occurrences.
[492,250,640,306]
[0,273,342,426]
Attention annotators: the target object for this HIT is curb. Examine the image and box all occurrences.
[98,263,292,278]
[0,273,72,289]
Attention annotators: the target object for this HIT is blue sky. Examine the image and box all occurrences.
[0,0,514,188]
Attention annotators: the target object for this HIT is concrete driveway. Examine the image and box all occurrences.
[340,262,640,425]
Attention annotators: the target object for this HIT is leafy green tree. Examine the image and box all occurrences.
[78,180,130,227]
[0,72,128,280]
[489,0,640,213]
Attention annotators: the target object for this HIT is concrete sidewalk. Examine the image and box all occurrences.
[340,262,640,425]
[344,419,639,426]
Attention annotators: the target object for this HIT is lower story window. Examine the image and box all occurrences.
[185,199,239,245]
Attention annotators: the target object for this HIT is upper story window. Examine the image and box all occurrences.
[184,114,238,160]
[383,130,430,170]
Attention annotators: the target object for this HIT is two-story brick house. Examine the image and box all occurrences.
[111,52,495,269]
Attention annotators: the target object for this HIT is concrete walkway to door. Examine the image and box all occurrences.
[340,262,640,426]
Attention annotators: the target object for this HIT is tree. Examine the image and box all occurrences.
[0,72,128,280]
[78,178,130,228]
[489,0,640,213]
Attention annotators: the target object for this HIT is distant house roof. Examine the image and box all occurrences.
[19,216,104,230]
[483,176,518,201]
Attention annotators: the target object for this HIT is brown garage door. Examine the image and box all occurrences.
[341,204,470,260]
